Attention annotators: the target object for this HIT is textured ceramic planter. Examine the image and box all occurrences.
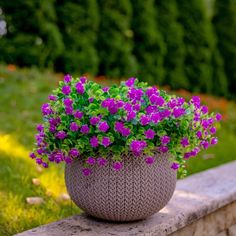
[65,153,177,222]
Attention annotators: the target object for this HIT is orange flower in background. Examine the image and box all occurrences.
[7,64,16,71]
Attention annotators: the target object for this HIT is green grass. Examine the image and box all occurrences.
[0,65,235,235]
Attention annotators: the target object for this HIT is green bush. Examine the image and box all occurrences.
[156,0,188,90]
[177,0,214,93]
[0,0,63,68]
[96,0,137,78]
[55,0,99,75]
[213,0,236,96]
[130,0,166,85]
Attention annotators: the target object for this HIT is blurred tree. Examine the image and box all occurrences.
[156,0,188,90]
[0,0,63,68]
[211,47,228,96]
[177,0,214,93]
[97,0,137,78]
[213,0,236,95]
[130,0,166,85]
[55,0,99,75]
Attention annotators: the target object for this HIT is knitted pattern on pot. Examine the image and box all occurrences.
[65,153,177,222]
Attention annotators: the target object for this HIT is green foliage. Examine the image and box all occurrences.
[0,0,63,68]
[55,0,99,75]
[156,0,188,90]
[130,0,166,85]
[177,0,214,93]
[213,0,236,96]
[96,0,137,78]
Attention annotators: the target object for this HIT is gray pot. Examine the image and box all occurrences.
[65,153,176,222]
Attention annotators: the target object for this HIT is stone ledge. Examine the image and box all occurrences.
[16,161,236,236]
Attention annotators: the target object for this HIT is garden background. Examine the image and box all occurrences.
[0,0,236,235]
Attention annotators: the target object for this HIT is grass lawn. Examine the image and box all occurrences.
[0,65,236,235]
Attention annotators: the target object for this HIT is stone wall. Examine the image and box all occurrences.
[16,161,236,236]
[172,201,236,236]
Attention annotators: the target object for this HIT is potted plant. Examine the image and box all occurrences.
[30,75,221,221]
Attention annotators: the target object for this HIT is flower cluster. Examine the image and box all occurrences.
[30,75,221,177]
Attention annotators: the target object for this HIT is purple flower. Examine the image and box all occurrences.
[184,152,191,159]
[101,137,112,147]
[98,121,109,132]
[80,76,87,84]
[65,106,73,115]
[64,74,72,83]
[90,136,99,148]
[108,104,118,114]
[74,110,83,119]
[114,122,124,132]
[65,157,73,164]
[80,125,90,134]
[89,97,94,103]
[70,122,79,132]
[145,156,154,165]
[62,85,71,95]
[36,158,43,165]
[127,110,136,121]
[121,127,131,137]
[49,126,56,133]
[150,95,165,106]
[128,88,143,102]
[151,113,161,124]
[194,113,200,122]
[181,137,189,147]
[37,148,44,155]
[113,162,123,171]
[161,135,170,145]
[215,113,222,121]
[190,96,201,109]
[54,151,64,163]
[133,103,141,111]
[82,168,92,176]
[42,162,48,168]
[102,87,109,92]
[144,129,155,139]
[201,105,208,114]
[48,95,57,101]
[201,119,209,129]
[161,109,171,119]
[75,82,84,94]
[146,87,159,97]
[173,107,185,118]
[196,131,202,139]
[36,124,44,132]
[41,103,53,116]
[29,152,36,159]
[64,98,73,106]
[56,131,67,139]
[201,140,209,149]
[69,148,79,157]
[125,77,136,87]
[49,117,61,126]
[159,146,168,153]
[98,158,107,166]
[130,140,147,155]
[117,100,124,108]
[171,162,179,170]
[140,115,150,126]
[211,137,218,145]
[210,126,217,134]
[90,116,100,126]
[86,157,96,165]
[124,103,132,112]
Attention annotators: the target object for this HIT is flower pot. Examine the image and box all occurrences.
[65,153,176,222]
